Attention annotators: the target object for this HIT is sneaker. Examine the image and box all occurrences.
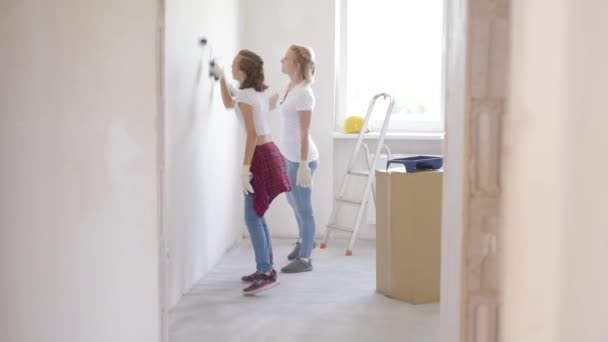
[242,272,279,295]
[287,241,317,261]
[241,269,276,283]
[280,257,313,273]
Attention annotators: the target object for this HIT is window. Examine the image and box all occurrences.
[338,0,446,133]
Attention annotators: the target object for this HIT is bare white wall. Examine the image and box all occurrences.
[239,0,336,239]
[163,0,243,308]
[503,1,608,341]
[333,138,443,239]
[0,1,161,342]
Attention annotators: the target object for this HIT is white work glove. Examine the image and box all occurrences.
[212,63,225,80]
[241,165,255,195]
[296,160,312,188]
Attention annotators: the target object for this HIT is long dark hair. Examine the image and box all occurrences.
[237,50,268,92]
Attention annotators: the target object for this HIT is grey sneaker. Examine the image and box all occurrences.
[287,241,317,261]
[281,257,313,273]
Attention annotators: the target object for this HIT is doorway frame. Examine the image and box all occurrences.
[439,0,469,340]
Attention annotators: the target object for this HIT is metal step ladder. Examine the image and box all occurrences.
[320,93,395,255]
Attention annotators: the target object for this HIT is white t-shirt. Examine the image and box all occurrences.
[277,82,319,162]
[233,87,271,136]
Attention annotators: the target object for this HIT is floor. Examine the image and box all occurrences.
[169,238,439,342]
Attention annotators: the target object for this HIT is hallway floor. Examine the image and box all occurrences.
[169,239,439,342]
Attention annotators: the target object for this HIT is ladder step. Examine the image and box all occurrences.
[336,197,362,206]
[326,224,354,233]
[348,169,370,177]
[322,93,394,255]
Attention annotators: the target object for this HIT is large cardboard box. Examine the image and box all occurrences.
[376,169,443,304]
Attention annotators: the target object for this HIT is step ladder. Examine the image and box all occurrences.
[320,93,395,255]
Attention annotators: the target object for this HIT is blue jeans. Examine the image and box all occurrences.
[284,158,318,258]
[244,194,273,273]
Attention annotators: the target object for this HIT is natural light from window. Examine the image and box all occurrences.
[345,0,445,132]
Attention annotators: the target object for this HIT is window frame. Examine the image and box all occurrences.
[335,0,448,134]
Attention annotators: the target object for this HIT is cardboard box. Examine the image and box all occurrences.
[376,170,443,304]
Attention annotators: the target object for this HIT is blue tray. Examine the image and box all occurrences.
[386,156,443,173]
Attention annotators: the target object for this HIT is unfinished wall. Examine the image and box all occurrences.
[503,0,608,341]
[0,1,162,341]
[163,0,243,308]
[463,0,509,340]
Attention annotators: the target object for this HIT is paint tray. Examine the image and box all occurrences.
[386,156,443,173]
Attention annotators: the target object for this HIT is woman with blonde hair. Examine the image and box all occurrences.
[270,45,319,273]
[214,49,291,294]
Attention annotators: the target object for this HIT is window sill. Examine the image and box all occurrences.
[333,132,445,141]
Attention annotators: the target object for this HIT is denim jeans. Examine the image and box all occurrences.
[244,194,273,273]
[284,158,318,258]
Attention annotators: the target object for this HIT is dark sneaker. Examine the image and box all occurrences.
[242,272,279,295]
[280,257,313,273]
[287,241,317,261]
[241,269,276,283]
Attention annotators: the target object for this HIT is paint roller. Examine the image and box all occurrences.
[199,37,221,81]
[199,37,217,80]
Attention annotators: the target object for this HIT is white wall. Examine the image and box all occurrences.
[163,0,243,308]
[333,138,443,239]
[503,1,608,341]
[239,0,336,239]
[0,2,161,342]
